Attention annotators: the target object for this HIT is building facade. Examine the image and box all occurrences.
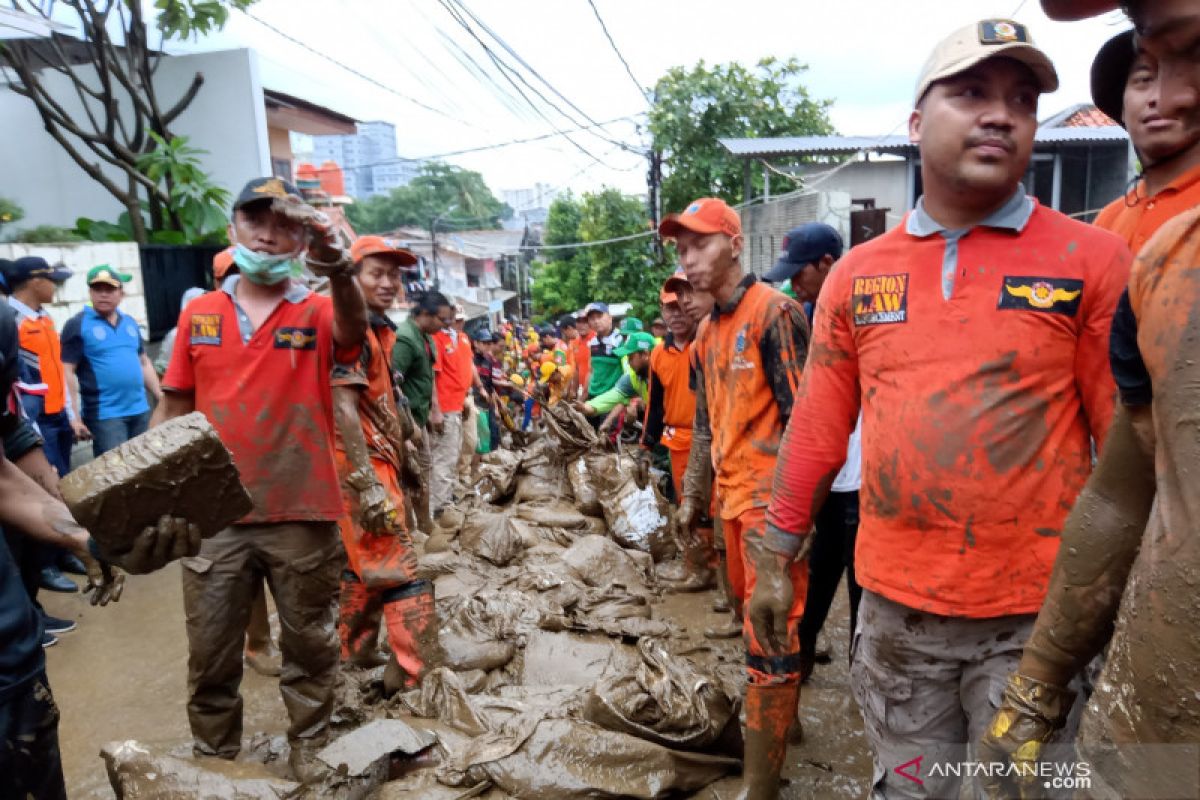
[311,121,422,199]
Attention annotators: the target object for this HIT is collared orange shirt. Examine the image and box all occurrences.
[768,202,1131,618]
[693,277,809,520]
[1093,164,1200,254]
[644,335,695,453]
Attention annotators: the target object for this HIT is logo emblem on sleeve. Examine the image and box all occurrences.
[274,327,318,350]
[189,314,222,346]
[853,273,909,326]
[999,276,1083,316]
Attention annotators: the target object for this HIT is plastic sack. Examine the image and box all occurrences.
[459,510,535,567]
[101,740,298,799]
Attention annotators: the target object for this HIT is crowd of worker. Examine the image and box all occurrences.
[3,1,1200,797]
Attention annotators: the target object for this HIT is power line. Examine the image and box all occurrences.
[585,0,650,105]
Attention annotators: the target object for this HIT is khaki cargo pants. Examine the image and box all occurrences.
[182,522,342,758]
[851,590,1082,799]
[430,411,463,516]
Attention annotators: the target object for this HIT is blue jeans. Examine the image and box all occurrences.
[86,411,149,457]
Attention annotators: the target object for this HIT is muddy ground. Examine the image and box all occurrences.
[45,555,871,798]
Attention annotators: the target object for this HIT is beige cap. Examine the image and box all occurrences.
[914,19,1059,104]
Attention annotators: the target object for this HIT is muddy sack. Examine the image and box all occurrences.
[439,591,526,672]
[514,499,589,529]
[101,740,298,799]
[583,637,743,755]
[459,717,739,799]
[566,452,612,517]
[474,450,521,504]
[458,510,535,567]
[560,535,652,593]
[540,402,600,457]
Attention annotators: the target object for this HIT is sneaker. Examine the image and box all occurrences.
[42,614,77,635]
[39,566,79,593]
[42,631,58,648]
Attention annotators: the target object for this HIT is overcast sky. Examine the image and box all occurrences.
[164,0,1128,203]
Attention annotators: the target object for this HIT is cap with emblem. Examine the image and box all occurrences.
[1090,29,1136,127]
[87,264,132,288]
[5,256,72,286]
[915,19,1059,105]
[350,235,419,266]
[659,197,741,239]
[232,176,303,211]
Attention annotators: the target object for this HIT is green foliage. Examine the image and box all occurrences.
[532,189,669,322]
[154,0,259,40]
[0,197,24,232]
[345,163,511,234]
[136,132,230,242]
[73,211,216,246]
[649,57,835,211]
[8,225,85,244]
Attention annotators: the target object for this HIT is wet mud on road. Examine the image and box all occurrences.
[46,561,871,798]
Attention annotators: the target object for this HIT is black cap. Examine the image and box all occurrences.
[233,176,303,211]
[1091,30,1136,128]
[4,256,72,287]
[763,223,844,282]
[474,329,496,343]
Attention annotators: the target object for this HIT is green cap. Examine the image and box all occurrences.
[618,317,643,334]
[86,265,132,287]
[615,331,656,358]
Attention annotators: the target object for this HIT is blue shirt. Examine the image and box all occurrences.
[61,307,148,420]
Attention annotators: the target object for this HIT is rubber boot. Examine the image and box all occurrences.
[244,583,281,677]
[705,548,743,639]
[287,737,328,784]
[338,572,386,667]
[740,682,800,800]
[661,524,717,593]
[380,579,442,696]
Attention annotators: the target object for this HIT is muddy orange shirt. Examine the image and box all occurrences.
[331,315,404,473]
[432,329,473,414]
[768,199,1130,618]
[643,335,695,453]
[163,277,345,524]
[1093,164,1200,254]
[693,276,809,520]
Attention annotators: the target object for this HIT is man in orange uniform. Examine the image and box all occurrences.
[1091,25,1200,250]
[980,2,1200,797]
[760,23,1130,798]
[331,236,438,695]
[430,305,475,518]
[661,197,809,799]
[158,177,368,781]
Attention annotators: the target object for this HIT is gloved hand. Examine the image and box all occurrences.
[744,523,808,656]
[272,197,351,277]
[632,448,652,491]
[401,442,425,492]
[346,467,398,535]
[978,673,1076,799]
[675,497,700,532]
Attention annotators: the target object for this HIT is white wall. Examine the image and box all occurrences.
[0,242,146,332]
[0,48,270,231]
[793,159,911,224]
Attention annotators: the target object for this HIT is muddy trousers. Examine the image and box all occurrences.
[459,398,478,481]
[410,431,435,534]
[797,490,861,661]
[851,590,1082,799]
[0,672,66,800]
[182,522,342,758]
[430,411,464,517]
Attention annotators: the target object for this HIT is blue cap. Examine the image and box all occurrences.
[474,328,496,343]
[584,301,609,315]
[763,223,843,283]
[5,256,72,287]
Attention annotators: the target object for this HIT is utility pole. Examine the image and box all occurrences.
[647,147,663,260]
[430,216,440,290]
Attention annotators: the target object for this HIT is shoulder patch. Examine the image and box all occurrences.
[852,273,909,326]
[190,314,222,346]
[998,276,1083,316]
[274,327,318,350]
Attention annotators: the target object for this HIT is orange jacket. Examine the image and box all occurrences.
[768,202,1131,617]
[693,277,809,520]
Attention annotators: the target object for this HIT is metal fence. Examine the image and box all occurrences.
[740,190,852,276]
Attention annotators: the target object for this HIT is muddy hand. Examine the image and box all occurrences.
[117,515,202,574]
[355,476,398,535]
[978,674,1075,799]
[675,497,700,532]
[744,527,800,656]
[272,197,349,277]
[83,557,126,606]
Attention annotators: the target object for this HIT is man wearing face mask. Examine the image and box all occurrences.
[155,177,367,782]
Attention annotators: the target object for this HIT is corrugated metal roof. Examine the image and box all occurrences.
[721,126,1128,158]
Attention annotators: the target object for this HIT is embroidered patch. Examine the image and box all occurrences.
[852,273,909,326]
[979,19,1028,45]
[190,314,222,346]
[998,276,1083,316]
[274,327,318,350]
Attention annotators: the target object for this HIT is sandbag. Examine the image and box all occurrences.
[440,591,524,672]
[459,511,534,567]
[515,500,589,529]
[566,452,612,517]
[101,740,298,799]
[464,717,739,799]
[540,402,600,456]
[560,535,651,593]
[60,412,252,556]
[599,474,672,560]
[474,450,521,503]
[583,637,742,755]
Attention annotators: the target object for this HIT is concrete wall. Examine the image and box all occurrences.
[792,160,910,223]
[0,48,270,231]
[0,242,146,332]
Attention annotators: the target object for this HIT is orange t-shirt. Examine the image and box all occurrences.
[1093,164,1200,255]
[432,329,474,414]
[693,277,809,520]
[645,336,695,452]
[163,282,346,523]
[768,202,1131,618]
[571,334,592,394]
